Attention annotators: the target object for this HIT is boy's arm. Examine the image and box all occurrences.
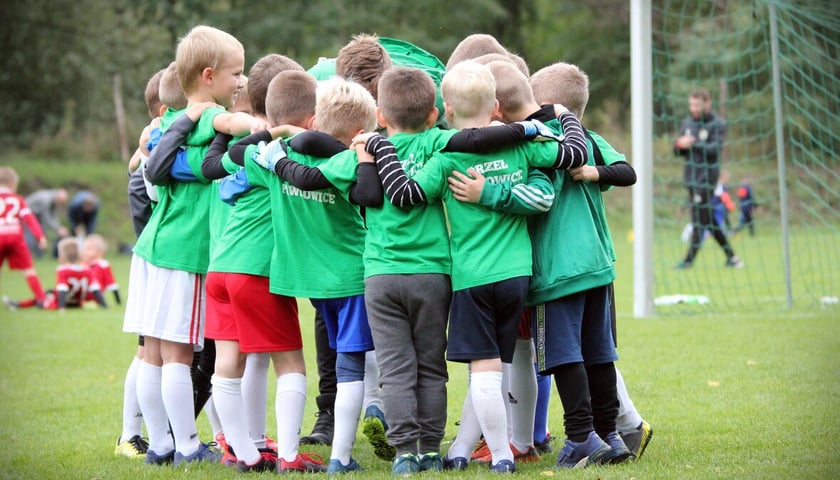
[361,133,428,207]
[443,122,535,153]
[570,162,636,187]
[212,111,269,137]
[248,138,334,190]
[145,104,213,184]
[350,145,383,207]
[19,204,47,247]
[449,167,555,215]
[201,133,234,180]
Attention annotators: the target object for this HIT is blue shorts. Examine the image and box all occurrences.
[447,277,529,364]
[311,294,374,353]
[532,284,618,373]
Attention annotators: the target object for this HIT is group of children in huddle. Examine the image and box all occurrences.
[2,24,657,476]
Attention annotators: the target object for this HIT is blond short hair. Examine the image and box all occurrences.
[84,233,108,255]
[248,54,305,116]
[0,166,19,189]
[441,61,497,121]
[58,237,80,264]
[377,67,436,131]
[144,68,165,119]
[175,25,244,95]
[335,34,393,101]
[472,52,530,77]
[266,71,317,127]
[158,62,188,110]
[315,77,377,141]
[529,62,590,118]
[486,60,536,114]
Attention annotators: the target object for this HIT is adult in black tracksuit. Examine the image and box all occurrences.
[674,88,742,269]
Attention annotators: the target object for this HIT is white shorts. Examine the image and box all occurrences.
[122,254,206,348]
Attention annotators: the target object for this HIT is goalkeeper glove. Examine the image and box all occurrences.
[516,119,566,142]
[251,139,287,171]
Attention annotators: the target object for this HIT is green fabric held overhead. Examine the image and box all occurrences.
[307,37,448,128]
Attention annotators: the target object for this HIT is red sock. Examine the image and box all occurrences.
[26,273,46,301]
[18,298,37,308]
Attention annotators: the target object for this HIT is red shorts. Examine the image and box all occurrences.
[205,272,301,353]
[0,234,34,270]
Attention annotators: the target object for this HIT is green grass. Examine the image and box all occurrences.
[1,252,839,479]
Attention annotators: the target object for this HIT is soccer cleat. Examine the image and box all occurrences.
[300,409,334,445]
[725,255,745,268]
[236,448,278,473]
[2,295,18,311]
[555,431,614,468]
[264,435,278,452]
[602,431,635,464]
[474,443,540,464]
[443,455,468,471]
[391,453,420,476]
[489,459,516,473]
[362,404,395,460]
[326,457,364,474]
[174,442,223,466]
[418,452,444,472]
[620,420,653,459]
[278,452,328,473]
[534,433,553,454]
[145,448,175,465]
[215,432,237,466]
[115,435,149,458]
[470,438,489,461]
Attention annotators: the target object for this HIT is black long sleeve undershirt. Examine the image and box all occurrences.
[201,133,234,180]
[595,162,636,187]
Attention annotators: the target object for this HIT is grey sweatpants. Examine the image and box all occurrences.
[364,274,451,455]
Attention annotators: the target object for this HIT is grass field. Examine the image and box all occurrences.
[1,245,839,479]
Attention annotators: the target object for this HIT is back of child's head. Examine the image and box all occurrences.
[0,166,18,189]
[315,77,377,142]
[486,60,536,114]
[377,67,437,131]
[175,25,244,96]
[335,34,393,101]
[529,62,590,118]
[441,61,497,122]
[446,33,509,71]
[266,70,317,127]
[144,68,166,119]
[248,54,305,117]
[159,62,188,110]
[472,52,530,77]
[58,237,80,264]
[83,233,108,260]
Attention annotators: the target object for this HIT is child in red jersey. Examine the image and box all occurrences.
[82,233,121,307]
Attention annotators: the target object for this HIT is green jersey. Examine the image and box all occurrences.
[207,137,245,263]
[247,138,366,298]
[208,170,273,277]
[412,142,556,290]
[526,117,614,303]
[133,106,225,274]
[586,130,626,262]
[319,129,458,278]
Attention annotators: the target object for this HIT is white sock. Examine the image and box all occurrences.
[471,371,512,464]
[330,380,364,464]
[615,367,644,433]
[447,388,482,460]
[136,361,173,454]
[213,375,261,465]
[509,340,537,452]
[161,362,200,455]
[362,351,382,411]
[204,394,223,437]
[275,373,307,462]
[243,352,270,448]
[501,362,512,437]
[120,356,143,442]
